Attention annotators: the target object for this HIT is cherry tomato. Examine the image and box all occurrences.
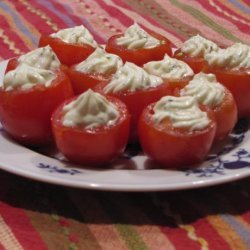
[167,76,193,96]
[39,35,95,66]
[94,81,172,142]
[105,31,173,66]
[174,49,206,74]
[51,95,130,166]
[5,58,18,73]
[0,70,74,146]
[212,87,237,140]
[138,104,216,169]
[203,65,250,118]
[68,66,112,95]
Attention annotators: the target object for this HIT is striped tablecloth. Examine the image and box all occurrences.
[0,1,250,249]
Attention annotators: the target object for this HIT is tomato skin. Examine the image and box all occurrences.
[203,65,250,118]
[174,49,206,74]
[68,66,112,95]
[5,58,19,73]
[94,81,172,142]
[212,88,237,140]
[168,76,193,96]
[39,35,95,66]
[0,70,74,146]
[105,32,173,66]
[51,95,130,166]
[138,104,216,169]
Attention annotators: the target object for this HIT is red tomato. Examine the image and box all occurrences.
[174,49,206,74]
[39,35,95,66]
[68,66,112,95]
[167,76,193,96]
[105,31,173,66]
[5,58,19,73]
[212,87,237,140]
[203,65,250,118]
[138,104,216,169]
[94,81,172,142]
[51,95,130,166]
[0,70,74,146]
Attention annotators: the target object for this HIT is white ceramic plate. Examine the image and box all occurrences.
[0,60,250,192]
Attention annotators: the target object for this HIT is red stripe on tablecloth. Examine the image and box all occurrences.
[214,0,250,23]
[0,15,28,54]
[160,222,203,250]
[0,202,48,250]
[94,0,132,27]
[31,0,69,30]
[0,242,5,250]
[12,0,57,35]
[112,0,186,42]
[197,0,250,34]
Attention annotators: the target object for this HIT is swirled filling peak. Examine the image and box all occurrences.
[181,34,219,57]
[143,54,194,80]
[75,48,123,74]
[180,72,225,107]
[205,43,250,70]
[18,45,60,70]
[116,23,161,49]
[62,89,119,129]
[3,64,56,91]
[51,25,98,47]
[103,62,163,93]
[153,95,210,131]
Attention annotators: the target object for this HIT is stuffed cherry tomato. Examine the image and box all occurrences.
[203,43,250,118]
[174,34,219,73]
[94,62,172,142]
[51,90,130,166]
[180,73,237,141]
[143,54,194,94]
[105,23,172,66]
[39,25,98,66]
[0,64,74,146]
[138,96,216,169]
[68,48,123,94]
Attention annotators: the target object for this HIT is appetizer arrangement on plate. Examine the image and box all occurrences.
[0,22,249,172]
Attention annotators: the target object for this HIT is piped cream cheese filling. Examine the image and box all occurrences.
[75,48,123,75]
[181,34,219,57]
[143,54,194,80]
[62,89,119,130]
[18,46,60,70]
[103,62,163,93]
[51,25,98,47]
[153,96,210,131]
[205,43,250,70]
[3,64,56,91]
[180,73,225,107]
[116,23,161,49]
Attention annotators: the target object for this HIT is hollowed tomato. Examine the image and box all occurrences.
[51,95,130,166]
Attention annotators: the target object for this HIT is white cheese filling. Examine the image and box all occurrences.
[153,95,210,131]
[18,46,60,70]
[103,62,163,93]
[51,25,98,47]
[205,43,250,70]
[116,23,161,49]
[3,64,56,91]
[180,73,225,107]
[181,34,219,57]
[62,89,119,130]
[143,54,194,80]
[75,48,123,75]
